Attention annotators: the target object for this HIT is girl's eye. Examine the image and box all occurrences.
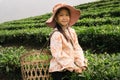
[59,14,63,16]
[66,14,69,16]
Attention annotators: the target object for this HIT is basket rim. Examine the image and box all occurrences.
[20,49,51,62]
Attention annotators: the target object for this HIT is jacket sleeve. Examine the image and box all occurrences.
[50,32,78,71]
[73,29,87,67]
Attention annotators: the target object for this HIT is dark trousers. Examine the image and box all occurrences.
[51,71,71,80]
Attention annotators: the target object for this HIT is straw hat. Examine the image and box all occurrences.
[46,3,81,28]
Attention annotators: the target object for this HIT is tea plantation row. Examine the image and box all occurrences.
[0,25,120,53]
[0,46,119,80]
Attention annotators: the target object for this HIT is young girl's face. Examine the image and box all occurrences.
[55,8,70,28]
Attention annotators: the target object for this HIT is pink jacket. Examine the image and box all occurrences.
[49,27,87,72]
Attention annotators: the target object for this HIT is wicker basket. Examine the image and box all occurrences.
[20,50,51,80]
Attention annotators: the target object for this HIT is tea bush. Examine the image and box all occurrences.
[0,46,120,80]
[0,46,26,80]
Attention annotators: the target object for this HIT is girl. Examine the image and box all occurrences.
[46,3,87,80]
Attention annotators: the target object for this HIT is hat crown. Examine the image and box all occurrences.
[52,3,67,13]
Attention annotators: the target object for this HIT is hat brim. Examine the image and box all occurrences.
[46,4,81,28]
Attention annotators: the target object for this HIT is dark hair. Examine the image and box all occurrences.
[55,7,70,41]
[55,7,70,17]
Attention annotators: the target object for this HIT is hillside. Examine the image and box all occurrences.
[0,0,120,52]
[0,0,120,80]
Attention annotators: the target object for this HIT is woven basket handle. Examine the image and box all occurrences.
[40,30,57,54]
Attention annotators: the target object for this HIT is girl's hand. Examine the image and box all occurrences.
[66,67,74,72]
[74,67,82,73]
[81,66,87,71]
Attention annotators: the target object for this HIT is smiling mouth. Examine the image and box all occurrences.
[62,21,68,22]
